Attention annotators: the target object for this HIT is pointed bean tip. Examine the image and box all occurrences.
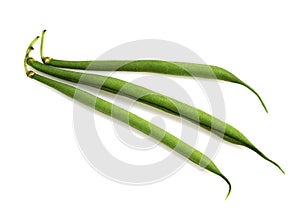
[269,159,285,174]
[262,103,268,113]
[225,182,231,200]
[278,166,285,175]
[241,141,286,177]
[242,82,268,113]
[225,191,230,200]
[219,174,231,200]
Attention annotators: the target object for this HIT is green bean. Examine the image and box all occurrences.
[25,37,232,198]
[27,48,284,175]
[40,30,268,112]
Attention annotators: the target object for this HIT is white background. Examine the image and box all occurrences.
[1,0,299,221]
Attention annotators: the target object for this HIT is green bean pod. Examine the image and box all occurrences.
[26,70,231,198]
[40,30,268,112]
[27,58,284,174]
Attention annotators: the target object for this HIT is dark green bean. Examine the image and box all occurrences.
[40,30,268,112]
[25,37,232,198]
[27,46,284,174]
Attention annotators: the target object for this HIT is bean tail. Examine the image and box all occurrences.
[210,66,268,113]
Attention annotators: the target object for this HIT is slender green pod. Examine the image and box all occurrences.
[40,30,268,112]
[27,59,283,174]
[25,37,231,198]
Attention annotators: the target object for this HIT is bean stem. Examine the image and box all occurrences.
[25,38,232,198]
[24,36,39,73]
[40,30,268,112]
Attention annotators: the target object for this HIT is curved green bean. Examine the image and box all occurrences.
[25,37,231,198]
[27,59,283,174]
[40,30,268,112]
